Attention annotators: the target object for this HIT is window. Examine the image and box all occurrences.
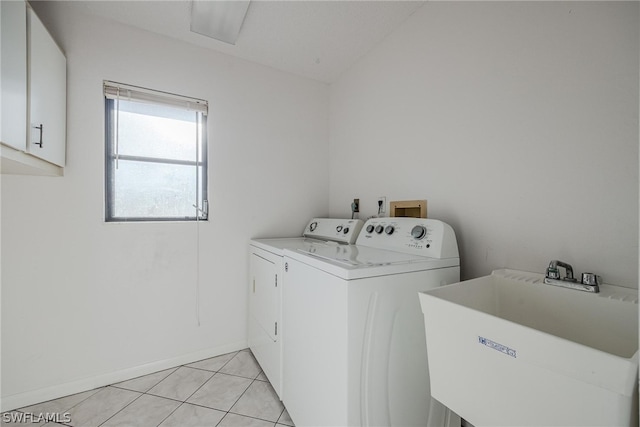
[104,81,208,222]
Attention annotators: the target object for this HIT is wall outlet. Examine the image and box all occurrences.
[377,197,386,215]
[352,198,360,213]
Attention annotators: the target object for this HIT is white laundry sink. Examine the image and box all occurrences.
[419,269,638,427]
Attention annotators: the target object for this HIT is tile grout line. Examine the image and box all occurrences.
[93,353,242,426]
[176,369,216,407]
[132,366,179,391]
[211,350,270,426]
[127,390,184,406]
[96,387,146,427]
[214,351,255,427]
[225,377,264,421]
[12,365,182,425]
[186,365,265,382]
[241,351,290,426]
[144,351,240,427]
[140,366,184,399]
[9,350,285,427]
[153,401,185,427]
[277,406,287,426]
[224,409,286,426]
[10,387,106,427]
[144,361,218,427]
[97,362,192,427]
[12,386,105,420]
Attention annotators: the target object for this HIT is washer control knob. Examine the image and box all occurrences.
[375,225,384,234]
[411,225,427,240]
[366,225,375,233]
[343,227,349,234]
[309,222,317,232]
[385,225,394,235]
[336,226,343,232]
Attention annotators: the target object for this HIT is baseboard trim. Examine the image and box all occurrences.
[0,340,248,412]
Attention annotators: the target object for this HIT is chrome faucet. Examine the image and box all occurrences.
[544,260,600,293]
[545,260,576,282]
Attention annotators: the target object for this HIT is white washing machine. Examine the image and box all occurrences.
[249,218,364,399]
[282,217,461,427]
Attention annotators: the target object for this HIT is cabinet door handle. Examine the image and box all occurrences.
[33,124,43,148]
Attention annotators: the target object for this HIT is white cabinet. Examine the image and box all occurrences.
[1,0,28,151]
[249,251,279,341]
[0,0,66,174]
[248,246,283,397]
[27,7,66,167]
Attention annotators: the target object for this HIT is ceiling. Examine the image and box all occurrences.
[73,0,425,83]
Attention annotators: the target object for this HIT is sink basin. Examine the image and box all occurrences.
[419,269,638,426]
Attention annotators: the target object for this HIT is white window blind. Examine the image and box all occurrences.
[104,81,208,115]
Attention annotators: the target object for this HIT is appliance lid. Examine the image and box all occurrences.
[285,245,459,280]
[296,244,428,267]
[250,218,364,255]
[250,237,351,256]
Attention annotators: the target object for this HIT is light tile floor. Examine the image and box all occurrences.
[2,349,294,427]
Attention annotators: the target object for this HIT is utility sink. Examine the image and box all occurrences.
[419,269,638,427]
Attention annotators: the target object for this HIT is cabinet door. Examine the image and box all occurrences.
[27,8,66,166]
[1,0,28,151]
[250,252,279,341]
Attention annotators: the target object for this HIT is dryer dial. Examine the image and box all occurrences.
[411,225,427,240]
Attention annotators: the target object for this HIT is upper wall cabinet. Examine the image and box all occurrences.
[27,7,66,167]
[1,0,66,175]
[1,0,28,152]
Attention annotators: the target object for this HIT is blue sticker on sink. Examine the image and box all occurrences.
[478,336,517,358]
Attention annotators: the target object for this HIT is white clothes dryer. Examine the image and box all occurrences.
[249,218,363,399]
[282,217,461,427]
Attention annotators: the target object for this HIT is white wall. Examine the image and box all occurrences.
[330,2,639,287]
[1,2,329,409]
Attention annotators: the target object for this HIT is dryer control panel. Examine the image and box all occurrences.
[302,218,364,244]
[356,218,459,259]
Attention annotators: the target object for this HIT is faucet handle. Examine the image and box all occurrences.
[581,273,600,286]
[546,266,560,280]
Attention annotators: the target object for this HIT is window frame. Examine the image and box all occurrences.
[104,85,208,223]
